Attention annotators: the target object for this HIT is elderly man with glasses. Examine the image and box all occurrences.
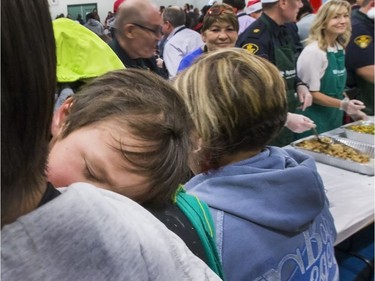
[109,0,168,78]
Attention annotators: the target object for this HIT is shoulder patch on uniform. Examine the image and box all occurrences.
[242,43,259,54]
[354,35,372,48]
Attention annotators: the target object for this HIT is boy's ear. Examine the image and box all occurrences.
[192,137,203,153]
[188,136,204,175]
[189,130,203,153]
[51,97,73,137]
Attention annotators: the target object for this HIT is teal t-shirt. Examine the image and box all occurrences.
[174,186,225,280]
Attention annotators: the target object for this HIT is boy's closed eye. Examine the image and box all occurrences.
[83,158,101,182]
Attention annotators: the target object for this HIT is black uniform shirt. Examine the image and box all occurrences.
[346,9,374,72]
[345,9,374,114]
[236,13,300,64]
[236,13,303,87]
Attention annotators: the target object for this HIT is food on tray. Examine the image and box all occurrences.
[295,138,370,163]
[346,124,375,135]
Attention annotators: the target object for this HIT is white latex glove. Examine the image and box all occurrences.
[285,112,316,133]
[340,98,366,115]
[350,110,369,121]
[296,84,313,111]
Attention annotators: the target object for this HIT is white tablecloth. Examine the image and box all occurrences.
[320,119,374,244]
[316,162,374,245]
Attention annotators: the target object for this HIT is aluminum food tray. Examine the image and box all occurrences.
[341,121,374,145]
[291,136,374,176]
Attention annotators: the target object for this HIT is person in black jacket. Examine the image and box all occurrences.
[108,0,168,78]
[345,0,374,116]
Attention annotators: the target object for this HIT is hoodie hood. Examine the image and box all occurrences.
[185,147,326,233]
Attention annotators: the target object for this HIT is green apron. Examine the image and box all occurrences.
[263,20,299,146]
[297,47,346,137]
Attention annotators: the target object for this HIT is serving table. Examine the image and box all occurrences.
[316,161,374,245]
[289,120,374,245]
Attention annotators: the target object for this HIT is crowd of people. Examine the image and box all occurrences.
[50,0,374,125]
[2,0,373,280]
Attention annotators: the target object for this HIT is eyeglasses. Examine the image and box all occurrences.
[131,23,162,36]
[206,5,235,16]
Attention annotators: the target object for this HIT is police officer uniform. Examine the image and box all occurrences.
[237,12,303,146]
[346,9,374,116]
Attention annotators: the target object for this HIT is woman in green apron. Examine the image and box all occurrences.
[296,0,367,138]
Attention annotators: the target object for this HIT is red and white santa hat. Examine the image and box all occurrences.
[246,0,263,14]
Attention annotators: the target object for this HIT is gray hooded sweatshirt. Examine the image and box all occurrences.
[1,183,221,281]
